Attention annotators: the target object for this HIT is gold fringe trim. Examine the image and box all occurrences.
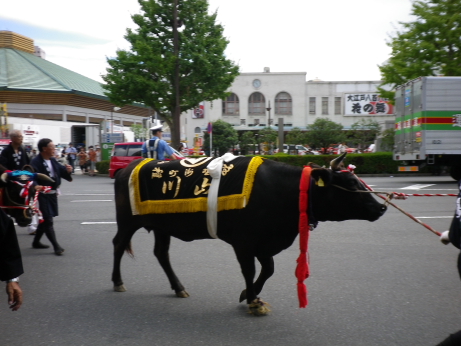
[130,156,264,215]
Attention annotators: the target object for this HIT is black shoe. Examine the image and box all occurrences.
[33,242,50,249]
[55,248,65,256]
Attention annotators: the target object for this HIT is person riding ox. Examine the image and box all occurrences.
[111,152,387,315]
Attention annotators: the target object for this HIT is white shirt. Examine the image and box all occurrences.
[44,159,56,178]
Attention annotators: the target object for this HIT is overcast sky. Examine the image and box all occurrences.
[1,0,414,83]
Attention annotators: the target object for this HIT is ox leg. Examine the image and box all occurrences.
[234,250,271,315]
[153,230,189,298]
[239,256,274,303]
[112,225,138,292]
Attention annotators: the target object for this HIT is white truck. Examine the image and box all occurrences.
[394,76,461,180]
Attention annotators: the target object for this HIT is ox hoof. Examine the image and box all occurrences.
[239,289,246,303]
[175,290,190,298]
[248,298,271,316]
[114,285,127,292]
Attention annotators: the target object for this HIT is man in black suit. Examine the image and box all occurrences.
[31,138,72,256]
[0,129,30,170]
[0,207,24,311]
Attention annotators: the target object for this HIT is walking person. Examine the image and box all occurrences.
[0,129,30,170]
[65,143,77,173]
[31,138,72,256]
[29,149,38,160]
[95,147,101,163]
[77,147,88,174]
[88,146,97,176]
[0,207,24,311]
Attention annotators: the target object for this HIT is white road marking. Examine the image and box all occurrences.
[70,200,113,202]
[401,184,435,190]
[415,216,453,219]
[81,222,116,224]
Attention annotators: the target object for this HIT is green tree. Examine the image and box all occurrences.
[102,0,239,148]
[130,124,148,141]
[285,127,305,145]
[203,120,238,156]
[304,118,345,153]
[380,128,395,152]
[239,131,255,154]
[378,0,461,100]
[258,127,278,154]
[350,119,381,150]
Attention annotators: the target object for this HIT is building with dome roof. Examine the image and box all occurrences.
[0,31,149,148]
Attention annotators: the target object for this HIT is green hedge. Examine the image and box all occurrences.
[253,153,428,174]
[96,160,110,174]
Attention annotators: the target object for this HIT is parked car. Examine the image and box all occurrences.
[109,142,185,179]
[274,144,312,155]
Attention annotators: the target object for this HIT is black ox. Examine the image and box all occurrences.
[112,153,387,314]
[0,165,53,227]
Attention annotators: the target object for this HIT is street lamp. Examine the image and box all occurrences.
[266,101,272,153]
[111,106,121,134]
[266,100,272,127]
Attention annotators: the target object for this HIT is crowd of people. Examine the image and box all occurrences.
[56,143,101,175]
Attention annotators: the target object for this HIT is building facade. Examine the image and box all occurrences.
[182,69,394,148]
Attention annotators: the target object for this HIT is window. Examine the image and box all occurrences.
[127,144,143,156]
[322,97,329,115]
[194,127,201,134]
[240,119,246,125]
[222,93,239,115]
[275,92,292,115]
[248,92,265,115]
[113,145,127,156]
[334,97,341,115]
[309,97,316,114]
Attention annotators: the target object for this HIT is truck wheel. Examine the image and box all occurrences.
[450,166,461,181]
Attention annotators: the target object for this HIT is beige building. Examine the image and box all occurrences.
[182,69,394,148]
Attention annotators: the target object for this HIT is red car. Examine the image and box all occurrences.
[109,142,185,179]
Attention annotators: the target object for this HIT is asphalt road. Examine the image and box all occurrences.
[1,171,460,346]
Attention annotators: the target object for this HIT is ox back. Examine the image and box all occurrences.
[112,155,386,315]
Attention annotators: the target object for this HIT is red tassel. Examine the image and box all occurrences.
[297,282,308,308]
[295,166,311,308]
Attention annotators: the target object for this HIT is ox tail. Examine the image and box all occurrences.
[125,241,134,258]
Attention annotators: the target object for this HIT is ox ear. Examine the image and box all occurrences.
[311,168,332,187]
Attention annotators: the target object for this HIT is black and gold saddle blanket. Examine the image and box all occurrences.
[129,156,264,215]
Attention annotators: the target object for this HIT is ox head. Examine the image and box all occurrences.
[0,165,54,227]
[308,153,387,222]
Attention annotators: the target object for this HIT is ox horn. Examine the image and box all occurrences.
[37,173,55,183]
[1,173,7,183]
[330,152,347,171]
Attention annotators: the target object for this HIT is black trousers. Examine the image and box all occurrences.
[33,218,62,251]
